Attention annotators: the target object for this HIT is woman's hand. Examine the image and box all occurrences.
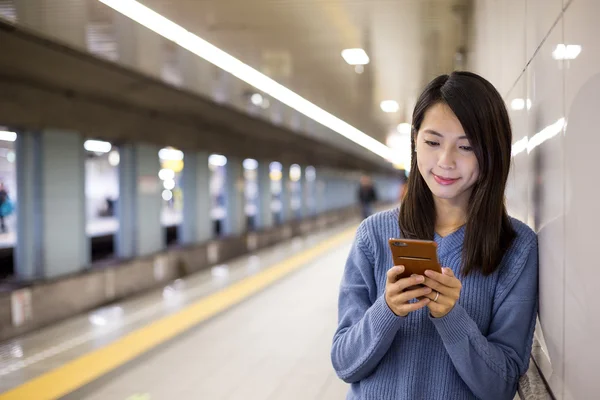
[422,268,462,318]
[385,265,432,317]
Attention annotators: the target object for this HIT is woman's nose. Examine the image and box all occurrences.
[437,149,456,169]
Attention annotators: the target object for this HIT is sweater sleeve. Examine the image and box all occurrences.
[430,238,539,400]
[331,223,404,383]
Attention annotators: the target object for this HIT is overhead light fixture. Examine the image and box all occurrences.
[208,154,227,167]
[305,166,316,182]
[380,100,399,113]
[108,150,120,166]
[96,0,400,165]
[162,189,173,201]
[163,179,176,190]
[269,161,282,171]
[250,93,263,107]
[243,158,258,170]
[397,123,412,135]
[289,164,302,182]
[158,168,175,180]
[84,139,112,153]
[159,147,184,161]
[510,98,532,111]
[552,44,581,60]
[0,130,17,142]
[341,48,370,65]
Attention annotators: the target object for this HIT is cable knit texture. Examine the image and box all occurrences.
[331,208,538,400]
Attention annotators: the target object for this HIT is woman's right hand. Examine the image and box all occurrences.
[385,265,432,317]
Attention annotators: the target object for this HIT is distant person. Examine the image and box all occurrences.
[332,72,538,399]
[0,182,12,233]
[357,175,377,219]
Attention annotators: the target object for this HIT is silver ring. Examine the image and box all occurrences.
[433,292,440,302]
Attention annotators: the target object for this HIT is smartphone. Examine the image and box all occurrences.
[388,238,442,280]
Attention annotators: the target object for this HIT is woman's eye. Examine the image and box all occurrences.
[425,140,439,147]
[460,146,473,152]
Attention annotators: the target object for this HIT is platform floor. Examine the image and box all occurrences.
[0,214,359,400]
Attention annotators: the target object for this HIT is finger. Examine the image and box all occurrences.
[442,267,455,277]
[421,277,454,296]
[394,274,425,292]
[398,297,430,314]
[422,292,454,306]
[426,299,446,314]
[396,286,432,303]
[424,269,460,288]
[387,265,405,284]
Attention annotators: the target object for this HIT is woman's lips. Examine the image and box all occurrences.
[433,173,459,185]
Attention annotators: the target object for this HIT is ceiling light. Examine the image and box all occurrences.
[208,154,227,167]
[341,48,370,65]
[0,131,17,142]
[250,93,263,106]
[84,139,112,153]
[162,189,173,201]
[243,158,258,170]
[552,44,581,60]
[163,179,176,190]
[305,166,316,181]
[289,164,302,182]
[510,98,532,111]
[158,168,175,180]
[380,100,399,113]
[159,147,184,161]
[108,150,120,166]
[397,123,412,135]
[96,0,400,165]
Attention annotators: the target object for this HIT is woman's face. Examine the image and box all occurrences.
[415,103,480,208]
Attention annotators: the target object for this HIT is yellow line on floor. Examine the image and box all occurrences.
[0,226,357,400]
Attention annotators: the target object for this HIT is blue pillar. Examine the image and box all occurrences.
[116,143,163,258]
[257,161,273,230]
[280,164,291,222]
[303,167,317,217]
[316,170,327,214]
[294,172,304,219]
[180,151,211,245]
[16,130,88,280]
[224,157,245,236]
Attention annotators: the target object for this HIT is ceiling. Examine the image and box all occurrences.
[131,0,471,144]
[1,0,471,165]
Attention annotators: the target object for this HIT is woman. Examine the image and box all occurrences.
[331,71,538,400]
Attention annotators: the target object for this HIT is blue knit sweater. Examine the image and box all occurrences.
[331,208,538,400]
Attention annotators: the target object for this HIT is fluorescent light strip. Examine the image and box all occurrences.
[0,130,17,142]
[97,0,398,164]
[84,139,112,153]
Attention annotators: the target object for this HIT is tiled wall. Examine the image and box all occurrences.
[469,0,598,398]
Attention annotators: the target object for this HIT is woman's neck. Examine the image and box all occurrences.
[434,197,468,237]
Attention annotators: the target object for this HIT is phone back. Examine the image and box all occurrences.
[388,238,442,279]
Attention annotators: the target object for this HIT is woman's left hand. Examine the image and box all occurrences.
[422,268,462,318]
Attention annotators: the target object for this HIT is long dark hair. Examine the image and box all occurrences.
[399,71,516,276]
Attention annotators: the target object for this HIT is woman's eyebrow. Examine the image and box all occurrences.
[422,129,468,140]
